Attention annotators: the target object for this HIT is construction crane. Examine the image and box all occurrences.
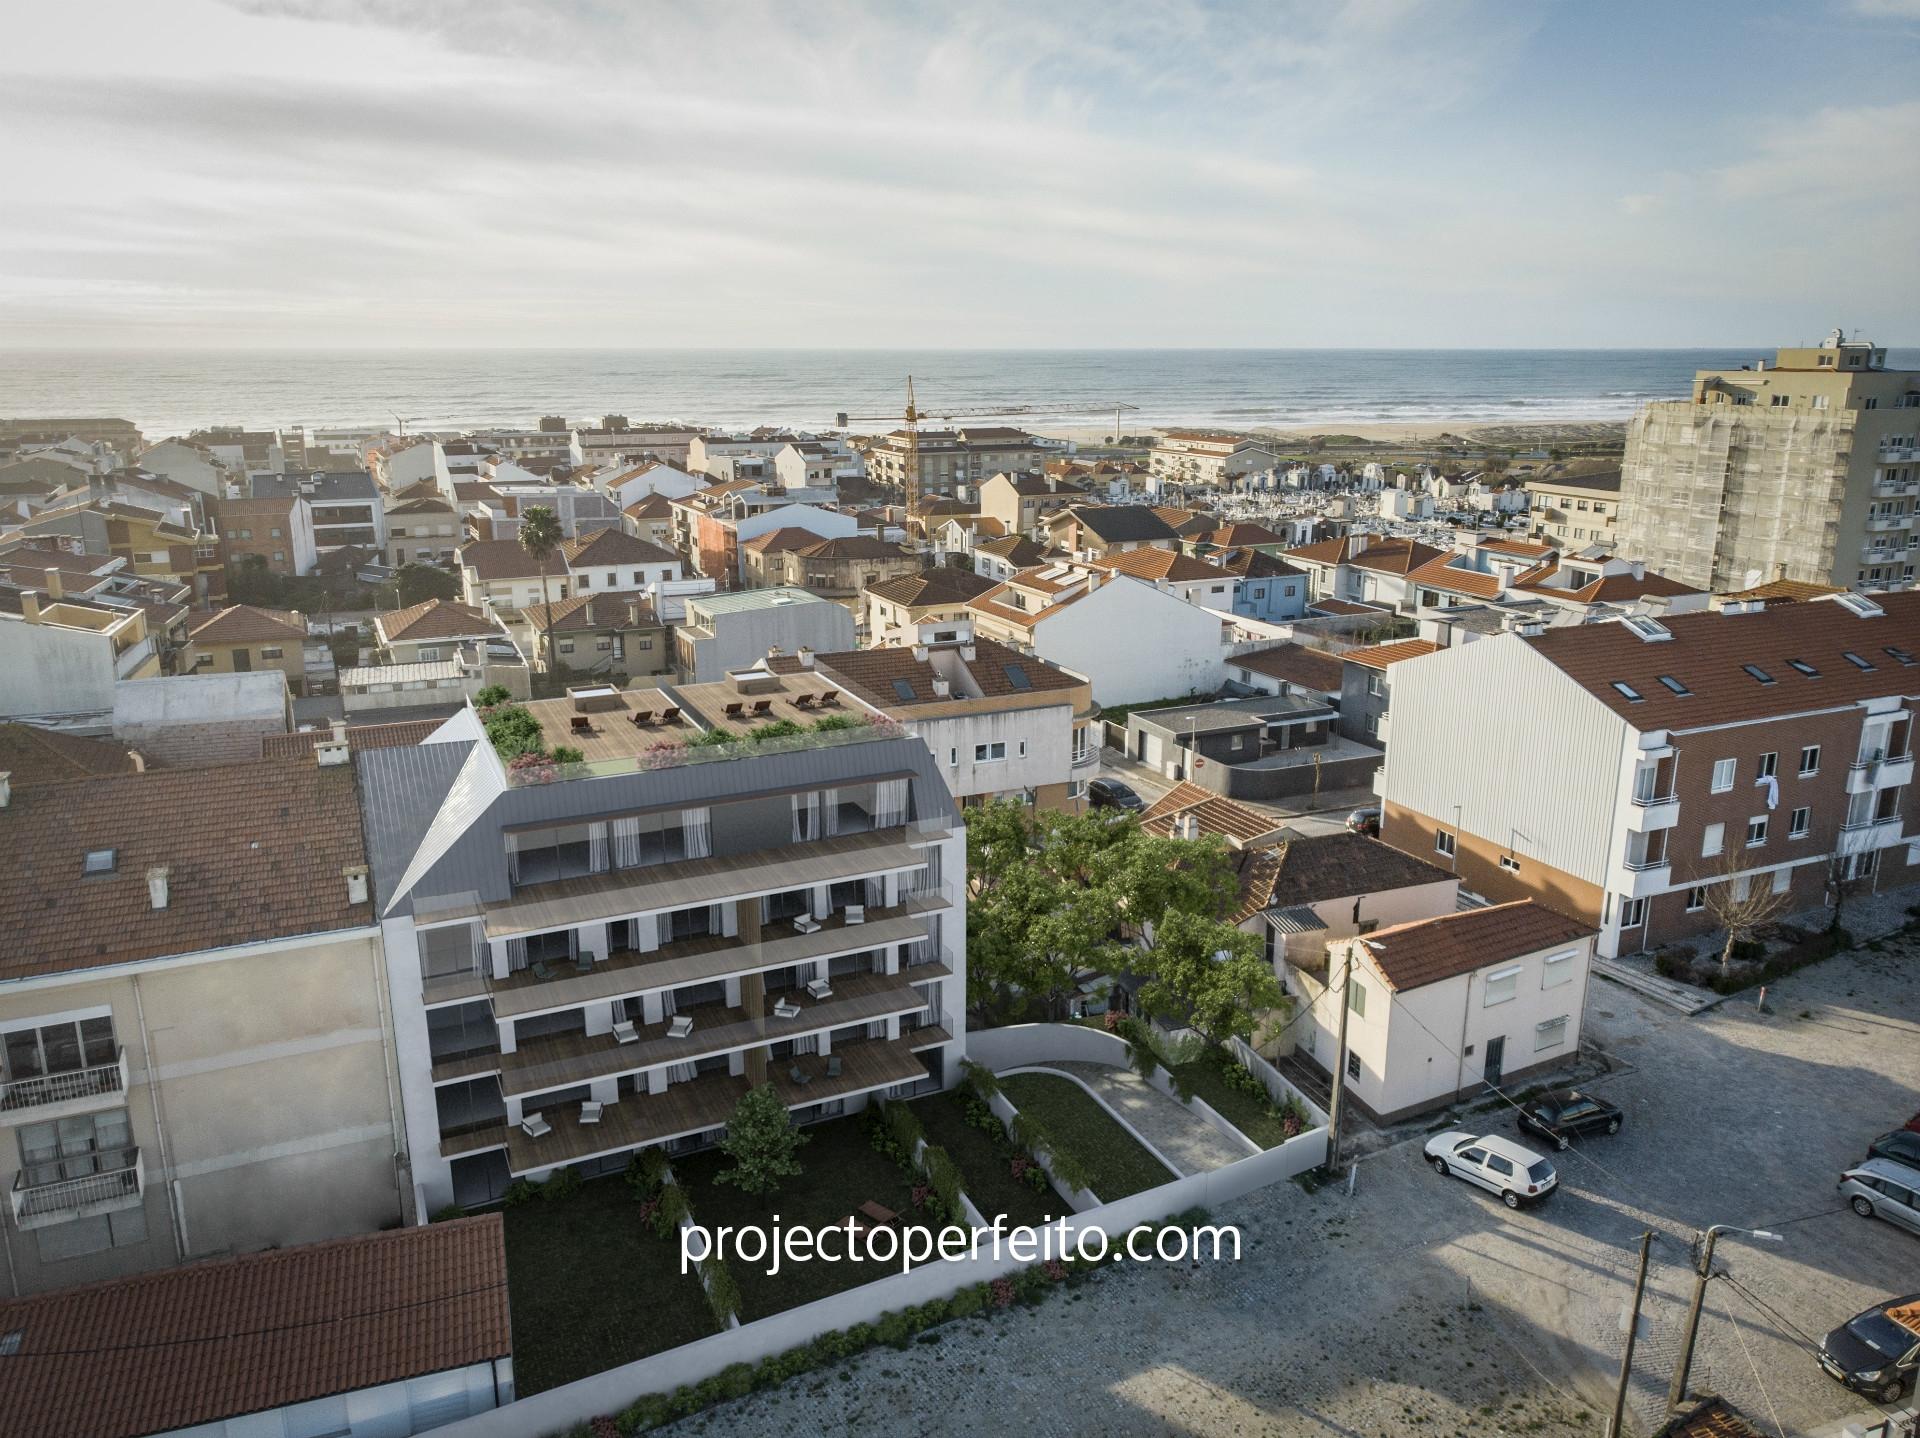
[392,413,432,438]
[834,377,1132,515]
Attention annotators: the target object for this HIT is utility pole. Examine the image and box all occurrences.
[1324,953,1354,1174]
[1607,1230,1653,1438]
[1665,1224,1783,1415]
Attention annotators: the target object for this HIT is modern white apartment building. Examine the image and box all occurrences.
[357,679,967,1214]
[1149,433,1279,487]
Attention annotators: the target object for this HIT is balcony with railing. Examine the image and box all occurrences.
[1874,475,1919,498]
[0,1050,129,1124]
[10,1148,144,1230]
[1868,512,1913,533]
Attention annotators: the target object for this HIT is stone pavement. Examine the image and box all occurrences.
[1045,1060,1250,1175]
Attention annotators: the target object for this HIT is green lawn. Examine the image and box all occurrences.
[673,1113,940,1320]
[998,1072,1177,1200]
[1168,1049,1297,1150]
[913,1089,1059,1227]
[503,1173,718,1395]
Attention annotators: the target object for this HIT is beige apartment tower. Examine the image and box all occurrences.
[1615,329,1920,593]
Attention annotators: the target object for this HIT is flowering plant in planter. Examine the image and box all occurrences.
[639,738,689,771]
[506,752,558,785]
[989,1277,1016,1310]
[863,713,906,739]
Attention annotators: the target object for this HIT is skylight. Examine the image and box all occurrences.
[1657,675,1691,696]
[1834,592,1885,618]
[1611,681,1645,702]
[82,849,116,875]
[1885,646,1916,666]
[1742,664,1776,685]
[1004,663,1033,691]
[1621,615,1672,643]
[891,678,917,703]
[1843,651,1876,671]
[1786,658,1820,677]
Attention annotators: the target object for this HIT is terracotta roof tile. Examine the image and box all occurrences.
[0,759,372,979]
[559,528,678,567]
[742,526,826,555]
[1268,832,1453,909]
[0,1216,510,1438]
[1343,638,1441,670]
[864,568,995,607]
[0,723,145,784]
[458,539,546,581]
[1404,553,1505,600]
[1095,548,1226,583]
[1231,643,1345,692]
[378,598,501,643]
[623,492,675,519]
[186,604,308,646]
[975,536,1051,566]
[260,720,444,758]
[1141,780,1285,846]
[1715,578,1843,606]
[1361,900,1594,991]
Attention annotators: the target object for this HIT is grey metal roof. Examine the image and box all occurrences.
[355,738,481,911]
[689,587,830,616]
[1267,905,1330,935]
[1131,692,1335,736]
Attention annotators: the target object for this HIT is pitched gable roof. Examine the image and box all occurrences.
[1343,638,1441,671]
[1361,900,1594,991]
[560,528,677,568]
[378,598,500,643]
[1059,505,1180,544]
[0,723,144,785]
[458,539,545,581]
[186,604,308,646]
[1267,832,1453,909]
[1231,642,1345,692]
[864,567,995,607]
[1141,780,1286,846]
[1095,547,1227,584]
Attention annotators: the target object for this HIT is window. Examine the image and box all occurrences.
[1799,745,1820,775]
[83,848,116,875]
[1771,867,1791,894]
[3,1017,118,1087]
[1484,967,1520,1005]
[1742,664,1775,685]
[1541,951,1576,989]
[973,742,1007,763]
[1756,751,1777,779]
[1657,675,1691,696]
[1610,681,1644,703]
[1346,1052,1361,1081]
[1619,896,1648,928]
[577,574,591,589]
[1789,806,1810,838]
[1366,672,1384,698]
[1534,1016,1570,1052]
[1746,816,1768,847]
[1711,758,1736,792]
[1347,978,1367,1018]
[1702,822,1724,857]
[1685,886,1706,912]
[1498,853,1521,873]
[1786,658,1819,677]
[259,646,283,660]
[1434,830,1456,858]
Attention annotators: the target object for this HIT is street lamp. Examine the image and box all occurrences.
[1665,1224,1784,1414]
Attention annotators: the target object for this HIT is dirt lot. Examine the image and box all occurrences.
[663,939,1919,1437]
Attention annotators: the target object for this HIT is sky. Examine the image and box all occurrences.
[2,0,1917,349]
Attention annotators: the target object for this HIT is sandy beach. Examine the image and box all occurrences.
[1032,418,1627,449]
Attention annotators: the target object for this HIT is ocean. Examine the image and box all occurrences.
[3,347,1915,441]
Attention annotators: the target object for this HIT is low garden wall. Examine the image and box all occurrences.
[433,1024,1328,1438]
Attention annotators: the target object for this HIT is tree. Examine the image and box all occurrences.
[1701,862,1791,974]
[517,506,564,687]
[394,562,459,607]
[1134,909,1284,1050]
[1823,831,1872,937]
[714,1083,808,1199]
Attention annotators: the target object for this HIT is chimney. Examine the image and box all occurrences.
[1174,812,1200,841]
[330,720,346,744]
[127,750,146,774]
[959,643,976,661]
[20,591,40,623]
[931,676,952,697]
[0,772,10,808]
[796,645,815,669]
[343,864,370,905]
[43,567,63,601]
[146,866,171,911]
[912,643,929,663]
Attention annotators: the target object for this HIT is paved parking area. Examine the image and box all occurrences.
[665,938,1919,1438]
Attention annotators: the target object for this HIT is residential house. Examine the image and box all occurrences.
[111,673,295,768]
[0,723,145,785]
[774,439,862,490]
[357,684,966,1212]
[1283,535,1446,613]
[375,599,508,666]
[863,427,1047,498]
[861,567,996,646]
[1300,902,1597,1122]
[0,585,162,717]
[675,587,857,683]
[580,424,701,469]
[1224,642,1346,706]
[384,495,462,568]
[1209,547,1310,622]
[523,593,672,678]
[0,755,404,1294]
[1149,433,1279,488]
[760,536,920,601]
[1339,638,1440,745]
[1044,504,1181,561]
[183,605,312,695]
[459,540,561,614]
[1378,593,1920,958]
[208,481,317,577]
[739,527,831,589]
[1507,553,1709,617]
[0,1216,513,1438]
[968,568,1226,705]
[1525,469,1623,549]
[976,472,1085,539]
[135,439,229,498]
[623,491,677,550]
[673,484,857,587]
[1191,521,1291,557]
[597,459,705,511]
[13,496,224,604]
[972,534,1053,583]
[1121,692,1377,803]
[559,528,683,596]
[1088,547,1245,614]
[768,629,1096,810]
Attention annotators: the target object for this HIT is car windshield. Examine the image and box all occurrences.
[1849,1312,1918,1359]
[1526,1161,1554,1183]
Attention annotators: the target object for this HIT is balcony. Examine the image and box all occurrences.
[447,1035,939,1175]
[1624,791,1680,832]
[1071,743,1101,771]
[483,896,950,1021]
[1848,750,1913,792]
[0,1050,129,1125]
[1874,477,1919,498]
[11,1148,144,1230]
[493,966,951,1099]
[1880,444,1918,463]
[1861,543,1904,565]
[1869,513,1913,533]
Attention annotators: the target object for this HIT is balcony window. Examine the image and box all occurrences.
[418,924,483,985]
[17,1109,132,1191]
[514,1008,586,1045]
[4,1018,117,1093]
[505,927,576,974]
[435,1077,505,1138]
[428,1001,498,1063]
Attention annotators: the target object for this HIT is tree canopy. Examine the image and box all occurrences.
[1134,908,1285,1051]
[714,1083,808,1199]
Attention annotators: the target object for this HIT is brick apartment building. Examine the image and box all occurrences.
[1376,591,1920,957]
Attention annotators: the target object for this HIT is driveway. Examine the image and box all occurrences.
[664,937,1919,1437]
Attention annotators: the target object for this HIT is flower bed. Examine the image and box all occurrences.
[912,1088,1059,1227]
[1166,1047,1310,1150]
[997,1071,1177,1199]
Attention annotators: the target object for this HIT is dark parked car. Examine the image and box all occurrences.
[1868,1129,1920,1169]
[1515,1089,1623,1148]
[1345,807,1381,836]
[1088,778,1145,813]
[1817,1293,1920,1403]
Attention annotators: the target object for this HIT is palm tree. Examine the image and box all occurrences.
[517,506,564,691]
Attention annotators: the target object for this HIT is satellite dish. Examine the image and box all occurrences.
[1743,568,1763,590]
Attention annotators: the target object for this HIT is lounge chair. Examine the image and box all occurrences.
[794,693,816,709]
[520,1112,551,1139]
[806,976,832,1000]
[579,1100,603,1125]
[773,997,802,1019]
[844,904,865,925]
[573,954,593,976]
[818,689,839,706]
[857,1200,898,1227]
[530,960,556,982]
[789,1065,812,1086]
[825,1054,842,1078]
[667,1014,694,1038]
[570,714,592,734]
[659,704,683,723]
[628,709,655,727]
[612,1020,639,1044]
[750,698,773,716]
[723,701,744,719]
[792,914,822,935]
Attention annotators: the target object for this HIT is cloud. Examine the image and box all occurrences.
[1715,100,1920,203]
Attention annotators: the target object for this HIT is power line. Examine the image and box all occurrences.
[1719,1281,1788,1438]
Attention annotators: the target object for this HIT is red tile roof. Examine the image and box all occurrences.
[1284,535,1442,575]
[1231,643,1345,692]
[1362,900,1594,991]
[1404,552,1505,600]
[186,604,308,646]
[0,722,145,784]
[1141,780,1285,846]
[1095,548,1226,583]
[560,528,678,567]
[0,1216,510,1438]
[1267,832,1454,909]
[261,720,444,758]
[379,598,501,643]
[1343,638,1440,670]
[1715,578,1843,607]
[458,539,546,581]
[864,567,995,607]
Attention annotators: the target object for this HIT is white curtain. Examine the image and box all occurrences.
[656,913,673,948]
[706,903,725,936]
[874,778,909,829]
[822,787,841,837]
[792,1033,819,1056]
[791,792,819,842]
[612,816,641,869]
[504,832,521,884]
[505,936,528,973]
[588,822,609,873]
[470,925,489,976]
[660,990,677,1018]
[864,876,884,908]
[683,807,712,859]
[668,1060,695,1084]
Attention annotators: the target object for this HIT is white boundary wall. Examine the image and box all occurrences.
[432,1024,1327,1438]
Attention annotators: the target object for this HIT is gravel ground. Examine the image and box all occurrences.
[658,937,1919,1438]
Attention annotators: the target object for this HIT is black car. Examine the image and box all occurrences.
[1817,1293,1920,1403]
[1515,1090,1623,1149]
[1088,778,1145,812]
[1868,1128,1920,1169]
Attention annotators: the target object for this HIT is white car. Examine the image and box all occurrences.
[1424,1130,1558,1208]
